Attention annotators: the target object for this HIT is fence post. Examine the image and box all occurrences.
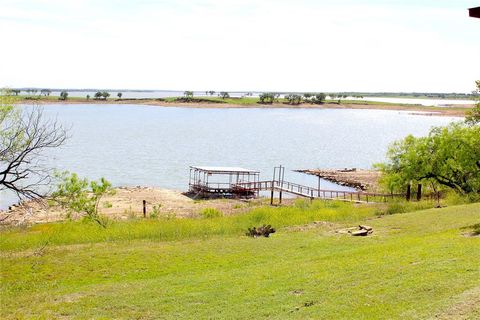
[406,184,411,201]
[143,200,146,218]
[417,184,422,201]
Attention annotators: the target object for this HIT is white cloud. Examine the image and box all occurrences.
[0,0,479,92]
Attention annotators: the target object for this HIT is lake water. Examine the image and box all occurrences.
[0,104,459,209]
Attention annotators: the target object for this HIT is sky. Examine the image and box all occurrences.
[0,0,479,92]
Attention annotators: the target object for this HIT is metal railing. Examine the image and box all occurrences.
[234,180,404,203]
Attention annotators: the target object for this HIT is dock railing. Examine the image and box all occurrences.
[234,180,404,203]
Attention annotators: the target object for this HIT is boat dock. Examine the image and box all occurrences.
[188,165,403,203]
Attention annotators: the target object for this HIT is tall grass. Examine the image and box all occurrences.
[0,200,374,251]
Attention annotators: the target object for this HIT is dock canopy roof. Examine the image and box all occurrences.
[190,166,259,174]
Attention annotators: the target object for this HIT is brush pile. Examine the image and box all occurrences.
[246,224,276,238]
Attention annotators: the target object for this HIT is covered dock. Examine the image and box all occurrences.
[188,166,260,198]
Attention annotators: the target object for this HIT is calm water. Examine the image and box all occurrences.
[0,104,459,209]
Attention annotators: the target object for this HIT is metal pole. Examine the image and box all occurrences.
[271,166,276,205]
[279,165,284,204]
[318,176,321,197]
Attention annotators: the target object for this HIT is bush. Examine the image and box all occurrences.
[200,208,223,218]
[384,202,408,215]
[150,204,161,219]
[472,223,480,235]
[376,200,435,216]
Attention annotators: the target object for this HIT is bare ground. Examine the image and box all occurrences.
[0,187,268,226]
[433,286,480,320]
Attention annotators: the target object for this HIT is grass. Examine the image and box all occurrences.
[0,200,374,251]
[1,202,479,319]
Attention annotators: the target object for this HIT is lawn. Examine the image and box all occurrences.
[1,202,479,319]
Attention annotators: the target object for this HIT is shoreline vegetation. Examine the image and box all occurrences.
[17,95,472,117]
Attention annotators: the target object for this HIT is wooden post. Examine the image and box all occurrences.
[417,184,422,201]
[143,200,146,218]
[406,184,411,201]
[318,176,321,197]
[270,181,274,205]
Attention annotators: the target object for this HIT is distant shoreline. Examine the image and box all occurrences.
[18,97,471,117]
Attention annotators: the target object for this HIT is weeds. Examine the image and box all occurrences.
[200,208,223,218]
[1,200,374,251]
[150,204,162,219]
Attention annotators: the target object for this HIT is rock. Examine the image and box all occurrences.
[351,230,369,236]
[359,225,373,231]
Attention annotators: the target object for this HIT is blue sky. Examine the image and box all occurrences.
[1,0,479,92]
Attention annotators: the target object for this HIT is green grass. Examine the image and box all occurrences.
[1,202,479,319]
[0,200,374,251]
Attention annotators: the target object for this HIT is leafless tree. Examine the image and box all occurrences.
[0,106,68,199]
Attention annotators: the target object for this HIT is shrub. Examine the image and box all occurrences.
[200,208,223,218]
[472,223,480,235]
[246,224,276,237]
[150,204,161,219]
[376,200,435,216]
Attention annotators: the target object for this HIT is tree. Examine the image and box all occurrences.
[219,91,230,99]
[86,94,90,100]
[101,91,110,100]
[0,93,68,199]
[465,80,480,126]
[94,91,102,100]
[258,92,275,104]
[59,91,68,100]
[52,172,115,227]
[40,89,51,96]
[303,93,313,102]
[274,93,281,103]
[208,90,215,96]
[312,93,326,104]
[183,91,194,101]
[376,122,480,195]
[285,94,303,105]
[329,93,337,101]
[117,92,122,99]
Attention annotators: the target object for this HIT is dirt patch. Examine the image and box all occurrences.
[433,286,480,319]
[286,221,339,232]
[0,187,262,226]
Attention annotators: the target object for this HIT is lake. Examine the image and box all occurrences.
[0,104,459,209]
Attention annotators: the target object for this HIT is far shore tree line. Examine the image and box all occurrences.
[183,91,355,105]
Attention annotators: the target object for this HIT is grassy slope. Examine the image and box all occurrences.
[1,202,479,319]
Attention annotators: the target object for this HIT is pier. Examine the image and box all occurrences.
[189,165,404,203]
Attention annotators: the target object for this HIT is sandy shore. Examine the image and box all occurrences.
[0,187,273,226]
[24,98,470,117]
